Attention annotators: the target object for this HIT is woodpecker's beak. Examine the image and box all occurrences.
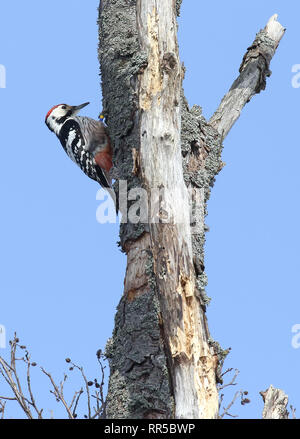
[71,102,90,113]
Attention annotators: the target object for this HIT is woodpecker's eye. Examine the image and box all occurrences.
[61,105,66,110]
[52,116,55,120]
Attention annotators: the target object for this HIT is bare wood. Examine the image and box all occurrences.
[260,385,289,419]
[209,14,285,138]
[137,0,218,419]
[123,233,152,301]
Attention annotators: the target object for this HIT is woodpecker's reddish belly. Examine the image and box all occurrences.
[94,151,113,172]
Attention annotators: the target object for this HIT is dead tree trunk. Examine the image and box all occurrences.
[260,385,289,419]
[98,1,285,419]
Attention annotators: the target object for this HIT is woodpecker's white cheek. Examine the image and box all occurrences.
[52,108,66,118]
[52,120,62,135]
[47,118,59,134]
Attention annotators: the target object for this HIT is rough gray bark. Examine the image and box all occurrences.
[260,385,289,419]
[98,1,284,419]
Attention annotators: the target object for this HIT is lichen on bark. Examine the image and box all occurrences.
[98,0,174,418]
[98,0,148,247]
[105,290,173,419]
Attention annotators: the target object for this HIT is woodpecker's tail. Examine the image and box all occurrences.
[105,186,118,215]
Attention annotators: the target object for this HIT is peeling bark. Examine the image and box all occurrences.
[98,1,285,419]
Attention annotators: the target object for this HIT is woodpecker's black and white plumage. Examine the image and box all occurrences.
[45,102,113,190]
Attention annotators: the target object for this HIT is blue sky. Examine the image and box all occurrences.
[0,0,299,419]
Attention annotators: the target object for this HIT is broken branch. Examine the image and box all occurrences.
[209,14,285,138]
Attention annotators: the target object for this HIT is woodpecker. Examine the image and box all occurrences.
[45,102,113,192]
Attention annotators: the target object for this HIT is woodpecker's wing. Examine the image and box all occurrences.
[71,116,111,155]
[58,119,111,188]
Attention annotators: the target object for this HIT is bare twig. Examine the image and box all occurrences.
[218,368,239,390]
[0,352,33,419]
[219,391,241,418]
[0,400,6,419]
[25,355,43,418]
[218,369,250,418]
[67,361,92,419]
[290,405,297,419]
[41,367,74,419]
[71,388,84,418]
[0,333,107,419]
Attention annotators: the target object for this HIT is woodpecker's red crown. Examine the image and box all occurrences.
[45,104,64,123]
